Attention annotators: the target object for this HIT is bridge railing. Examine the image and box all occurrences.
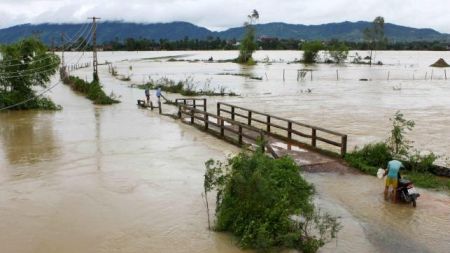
[177,104,282,157]
[217,102,347,156]
[175,98,207,112]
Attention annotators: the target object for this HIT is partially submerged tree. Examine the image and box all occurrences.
[204,146,340,253]
[301,41,324,63]
[364,16,387,65]
[0,37,60,110]
[236,9,259,64]
[327,41,349,64]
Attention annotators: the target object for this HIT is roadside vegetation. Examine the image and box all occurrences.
[0,38,61,110]
[61,73,120,105]
[345,111,450,191]
[204,145,341,253]
[132,76,238,97]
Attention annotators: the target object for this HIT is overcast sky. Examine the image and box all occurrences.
[0,0,449,33]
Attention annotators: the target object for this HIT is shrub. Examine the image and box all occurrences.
[204,149,340,252]
[301,41,324,63]
[407,150,438,173]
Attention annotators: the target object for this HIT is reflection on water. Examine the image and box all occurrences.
[0,111,60,178]
[0,51,450,253]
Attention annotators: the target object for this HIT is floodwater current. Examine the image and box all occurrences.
[0,51,449,252]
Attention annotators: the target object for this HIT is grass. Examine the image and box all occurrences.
[62,75,120,105]
[133,76,238,97]
[345,142,450,192]
[217,72,263,80]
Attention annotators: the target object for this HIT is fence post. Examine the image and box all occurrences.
[190,108,194,124]
[158,101,162,114]
[193,99,196,109]
[217,103,221,124]
[341,135,348,157]
[287,122,292,140]
[177,105,182,118]
[220,119,224,137]
[231,106,235,121]
[336,69,339,81]
[205,114,209,130]
[203,98,207,112]
[248,111,252,126]
[238,125,243,144]
[267,116,271,133]
[311,129,317,147]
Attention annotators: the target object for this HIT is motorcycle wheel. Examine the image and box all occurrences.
[412,199,416,208]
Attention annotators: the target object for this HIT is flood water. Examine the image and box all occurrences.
[1,50,449,252]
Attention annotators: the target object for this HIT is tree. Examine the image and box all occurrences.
[387,111,415,157]
[364,16,387,65]
[301,41,324,63]
[204,147,340,252]
[0,37,60,110]
[327,42,349,64]
[237,9,259,64]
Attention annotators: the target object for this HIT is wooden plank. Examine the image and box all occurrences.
[316,136,341,147]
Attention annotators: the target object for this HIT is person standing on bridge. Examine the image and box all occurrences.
[156,87,162,104]
[145,87,150,105]
[384,159,404,203]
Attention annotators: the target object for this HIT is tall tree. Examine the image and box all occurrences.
[237,9,259,64]
[364,16,387,65]
[0,37,60,110]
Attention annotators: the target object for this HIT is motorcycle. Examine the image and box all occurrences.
[396,178,420,207]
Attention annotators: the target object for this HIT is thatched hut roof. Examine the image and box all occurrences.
[430,58,450,67]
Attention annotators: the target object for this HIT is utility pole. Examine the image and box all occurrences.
[60,32,65,67]
[88,17,101,82]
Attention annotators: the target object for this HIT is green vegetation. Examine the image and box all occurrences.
[61,75,120,105]
[236,10,259,65]
[0,37,61,110]
[217,72,262,80]
[327,41,349,64]
[134,76,237,97]
[204,147,340,253]
[364,16,387,65]
[301,41,324,64]
[345,111,449,191]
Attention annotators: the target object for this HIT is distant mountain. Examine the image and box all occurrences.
[0,21,448,44]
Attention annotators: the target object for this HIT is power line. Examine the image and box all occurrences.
[0,23,93,68]
[0,26,94,78]
[0,45,89,111]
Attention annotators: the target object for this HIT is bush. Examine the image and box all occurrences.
[0,91,61,110]
[407,150,438,173]
[63,76,120,105]
[301,41,324,63]
[204,149,340,252]
[345,142,392,175]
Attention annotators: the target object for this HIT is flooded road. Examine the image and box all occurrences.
[1,50,450,252]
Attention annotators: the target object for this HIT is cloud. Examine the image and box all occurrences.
[0,0,449,33]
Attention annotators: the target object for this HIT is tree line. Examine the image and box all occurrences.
[96,37,448,51]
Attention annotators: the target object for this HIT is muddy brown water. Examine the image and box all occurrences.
[1,51,449,252]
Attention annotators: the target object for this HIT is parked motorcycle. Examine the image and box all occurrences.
[397,178,420,207]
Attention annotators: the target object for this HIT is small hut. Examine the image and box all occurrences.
[430,58,450,67]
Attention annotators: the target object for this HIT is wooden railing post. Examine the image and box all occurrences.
[193,100,196,109]
[341,135,347,157]
[267,116,271,133]
[203,99,207,112]
[231,106,235,121]
[217,103,221,124]
[190,108,194,124]
[220,119,224,137]
[158,101,162,114]
[248,111,252,126]
[287,122,292,140]
[238,125,243,144]
[177,105,182,118]
[311,129,317,147]
[204,114,209,130]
